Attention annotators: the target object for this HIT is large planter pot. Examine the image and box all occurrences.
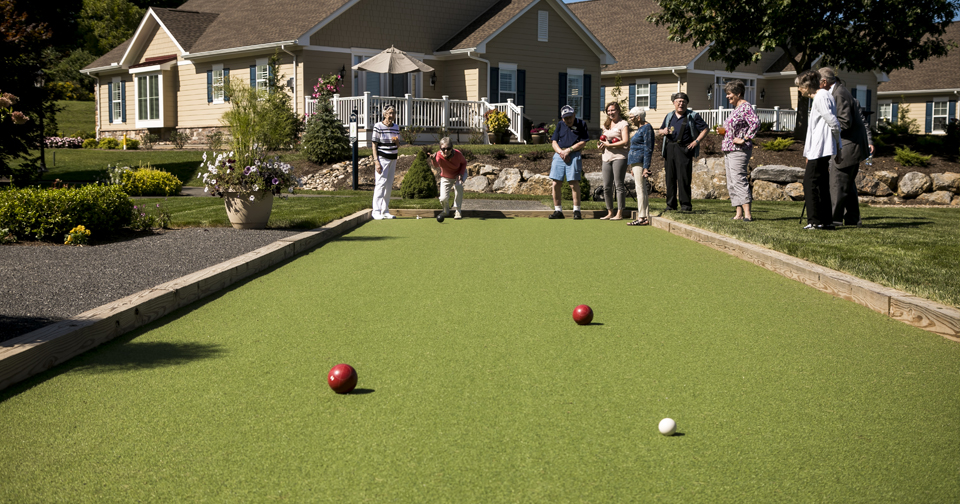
[487,132,499,144]
[224,191,274,229]
[531,133,545,144]
[501,132,512,144]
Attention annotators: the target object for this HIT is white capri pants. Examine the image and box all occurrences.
[439,176,463,211]
[372,156,397,219]
[631,165,650,219]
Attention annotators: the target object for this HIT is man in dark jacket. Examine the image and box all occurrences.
[819,67,870,227]
[658,92,708,212]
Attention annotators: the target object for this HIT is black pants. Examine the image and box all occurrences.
[664,141,693,211]
[804,156,832,226]
[830,163,861,225]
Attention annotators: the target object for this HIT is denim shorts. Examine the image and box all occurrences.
[549,151,582,181]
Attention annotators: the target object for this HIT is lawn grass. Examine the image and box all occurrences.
[1,219,956,502]
[33,149,204,185]
[53,100,95,136]
[140,194,370,229]
[661,199,960,307]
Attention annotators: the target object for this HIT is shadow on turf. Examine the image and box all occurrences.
[348,388,375,395]
[70,341,226,374]
[336,236,397,241]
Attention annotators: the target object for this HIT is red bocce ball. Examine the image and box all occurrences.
[572,304,594,325]
[328,363,358,394]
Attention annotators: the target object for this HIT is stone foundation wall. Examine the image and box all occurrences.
[99,127,230,145]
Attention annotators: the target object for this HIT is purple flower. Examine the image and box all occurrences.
[272,177,279,185]
[243,167,251,175]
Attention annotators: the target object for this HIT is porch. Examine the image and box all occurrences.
[305,93,525,145]
[697,106,797,132]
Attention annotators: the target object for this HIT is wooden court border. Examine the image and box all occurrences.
[2,207,956,392]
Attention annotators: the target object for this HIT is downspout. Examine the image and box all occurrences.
[466,51,491,104]
[280,45,297,115]
[671,69,681,94]
[94,75,100,139]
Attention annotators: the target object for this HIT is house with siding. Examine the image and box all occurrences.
[877,22,959,134]
[80,0,615,144]
[568,0,885,129]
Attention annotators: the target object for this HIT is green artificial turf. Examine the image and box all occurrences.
[660,200,960,307]
[1,218,956,502]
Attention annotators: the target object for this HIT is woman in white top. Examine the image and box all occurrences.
[598,102,630,220]
[796,70,841,230]
[371,105,400,220]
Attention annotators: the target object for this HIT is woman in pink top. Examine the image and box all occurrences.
[598,102,630,220]
[427,137,468,219]
[721,80,760,222]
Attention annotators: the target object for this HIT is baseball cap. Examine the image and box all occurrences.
[560,105,575,117]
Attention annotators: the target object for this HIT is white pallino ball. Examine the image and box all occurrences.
[659,418,677,436]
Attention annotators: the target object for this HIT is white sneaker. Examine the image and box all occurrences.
[383,213,396,219]
[454,210,462,220]
[372,213,384,220]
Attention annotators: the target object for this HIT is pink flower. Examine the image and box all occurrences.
[11,111,28,124]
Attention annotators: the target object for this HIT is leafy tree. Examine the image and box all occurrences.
[79,0,144,55]
[648,0,957,137]
[609,74,629,113]
[0,0,53,184]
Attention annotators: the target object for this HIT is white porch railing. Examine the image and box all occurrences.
[306,93,526,144]
[697,105,797,132]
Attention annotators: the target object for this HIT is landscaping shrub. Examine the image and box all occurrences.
[45,137,83,149]
[915,135,943,152]
[400,149,439,199]
[301,106,350,164]
[760,137,795,151]
[490,148,507,160]
[72,130,95,140]
[561,174,591,202]
[120,166,183,196]
[82,138,99,149]
[0,185,133,241]
[758,122,774,132]
[400,126,424,145]
[459,147,476,161]
[140,132,159,150]
[98,137,120,149]
[123,138,140,150]
[894,146,932,167]
[206,130,225,151]
[130,202,171,231]
[171,130,189,149]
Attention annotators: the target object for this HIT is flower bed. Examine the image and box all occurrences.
[45,136,84,149]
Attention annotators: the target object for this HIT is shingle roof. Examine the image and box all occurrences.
[151,7,220,52]
[85,39,132,70]
[879,23,960,92]
[437,0,535,52]
[567,0,701,71]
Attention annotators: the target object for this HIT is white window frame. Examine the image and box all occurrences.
[111,77,122,123]
[714,76,755,108]
[135,72,162,128]
[932,97,948,133]
[566,68,584,118]
[499,62,517,103]
[538,11,548,42]
[878,99,893,124]
[212,64,225,104]
[635,78,650,109]
[256,58,269,93]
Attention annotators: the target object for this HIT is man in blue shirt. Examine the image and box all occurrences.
[549,105,590,219]
[658,92,708,212]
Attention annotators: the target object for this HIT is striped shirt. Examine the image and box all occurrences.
[372,121,400,159]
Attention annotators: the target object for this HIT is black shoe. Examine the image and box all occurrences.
[820,224,836,231]
[549,210,565,219]
[573,210,582,220]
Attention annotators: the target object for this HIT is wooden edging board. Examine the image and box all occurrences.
[648,215,960,342]
[0,209,373,392]
[391,209,608,219]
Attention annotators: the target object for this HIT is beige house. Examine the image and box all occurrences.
[569,0,885,130]
[81,0,615,143]
[877,22,959,134]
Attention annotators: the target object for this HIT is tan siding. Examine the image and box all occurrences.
[434,60,483,101]
[163,69,177,127]
[178,55,297,128]
[131,24,181,64]
[301,49,351,106]
[485,3,601,127]
[464,68,479,101]
[760,79,800,110]
[883,94,945,134]
[599,73,680,113]
[683,72,714,111]
[308,0,497,54]
[97,74,136,132]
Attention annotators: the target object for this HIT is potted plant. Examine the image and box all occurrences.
[485,109,509,144]
[198,151,299,229]
[530,123,548,144]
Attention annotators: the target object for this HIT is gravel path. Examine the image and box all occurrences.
[0,229,300,342]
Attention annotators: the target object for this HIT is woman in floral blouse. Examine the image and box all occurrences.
[721,80,760,221]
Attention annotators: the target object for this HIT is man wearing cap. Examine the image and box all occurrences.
[549,104,590,219]
[658,92,708,212]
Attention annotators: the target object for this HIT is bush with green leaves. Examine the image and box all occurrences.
[760,137,795,151]
[0,185,133,241]
[301,106,350,165]
[120,167,183,196]
[915,135,943,152]
[894,146,932,167]
[98,137,120,149]
[124,138,140,150]
[82,138,98,149]
[561,173,591,201]
[400,149,438,199]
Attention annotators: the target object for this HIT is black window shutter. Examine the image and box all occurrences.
[207,70,213,103]
[490,67,500,103]
[583,74,591,121]
[517,69,525,108]
[891,103,898,124]
[108,82,113,121]
[925,102,933,133]
[650,82,657,110]
[866,89,872,112]
[558,72,567,114]
[250,65,256,88]
[120,81,126,123]
[629,84,636,108]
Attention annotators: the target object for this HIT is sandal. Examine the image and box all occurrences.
[639,218,650,226]
[627,219,643,226]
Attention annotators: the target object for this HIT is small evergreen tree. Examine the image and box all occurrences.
[301,106,350,164]
[400,149,438,199]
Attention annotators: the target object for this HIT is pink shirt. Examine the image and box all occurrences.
[433,150,467,180]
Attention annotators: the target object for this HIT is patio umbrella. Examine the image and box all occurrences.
[351,45,433,74]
